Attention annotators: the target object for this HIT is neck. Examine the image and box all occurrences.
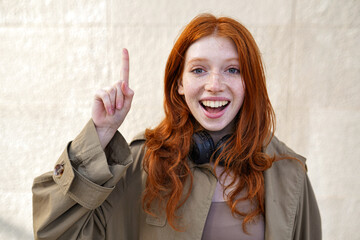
[207,120,236,144]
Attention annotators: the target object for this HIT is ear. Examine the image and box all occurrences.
[177,78,184,95]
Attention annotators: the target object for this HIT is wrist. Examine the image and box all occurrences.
[95,126,117,149]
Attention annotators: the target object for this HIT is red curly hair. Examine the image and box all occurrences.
[143,13,276,232]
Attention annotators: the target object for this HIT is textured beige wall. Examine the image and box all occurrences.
[0,0,359,239]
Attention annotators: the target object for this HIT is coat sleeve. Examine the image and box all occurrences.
[292,173,322,240]
[32,120,133,240]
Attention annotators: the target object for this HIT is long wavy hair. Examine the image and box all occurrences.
[143,13,276,232]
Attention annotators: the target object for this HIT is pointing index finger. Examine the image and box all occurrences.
[121,48,129,85]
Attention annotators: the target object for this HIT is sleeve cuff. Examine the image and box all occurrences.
[52,119,133,209]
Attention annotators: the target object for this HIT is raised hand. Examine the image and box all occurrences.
[92,48,134,149]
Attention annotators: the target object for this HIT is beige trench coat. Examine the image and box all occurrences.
[32,120,321,239]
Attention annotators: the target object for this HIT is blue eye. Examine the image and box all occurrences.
[192,68,205,74]
[227,68,240,74]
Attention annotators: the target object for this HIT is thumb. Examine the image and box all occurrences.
[121,81,134,110]
[122,81,134,97]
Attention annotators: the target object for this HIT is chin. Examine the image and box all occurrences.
[199,122,228,132]
[197,116,236,134]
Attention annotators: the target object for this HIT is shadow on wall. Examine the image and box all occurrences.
[0,217,33,240]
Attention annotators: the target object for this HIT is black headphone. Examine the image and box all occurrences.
[189,131,232,166]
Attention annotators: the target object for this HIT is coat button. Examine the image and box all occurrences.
[54,164,64,176]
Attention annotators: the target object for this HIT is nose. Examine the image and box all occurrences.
[204,72,224,92]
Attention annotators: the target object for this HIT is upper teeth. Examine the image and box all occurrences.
[202,100,229,108]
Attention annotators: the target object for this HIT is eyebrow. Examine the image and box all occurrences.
[186,57,239,64]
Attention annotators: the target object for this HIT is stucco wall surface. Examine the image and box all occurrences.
[0,0,359,239]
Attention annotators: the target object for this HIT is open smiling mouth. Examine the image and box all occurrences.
[200,100,230,113]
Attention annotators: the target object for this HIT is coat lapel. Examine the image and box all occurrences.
[264,136,306,240]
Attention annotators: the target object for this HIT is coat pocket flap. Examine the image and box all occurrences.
[146,214,167,227]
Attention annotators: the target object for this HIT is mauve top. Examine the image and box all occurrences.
[201,167,265,240]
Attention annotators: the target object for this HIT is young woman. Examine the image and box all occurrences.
[33,14,321,239]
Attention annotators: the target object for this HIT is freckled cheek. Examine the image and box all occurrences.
[186,90,201,104]
[184,83,203,97]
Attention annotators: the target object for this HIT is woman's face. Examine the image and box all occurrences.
[178,35,245,133]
